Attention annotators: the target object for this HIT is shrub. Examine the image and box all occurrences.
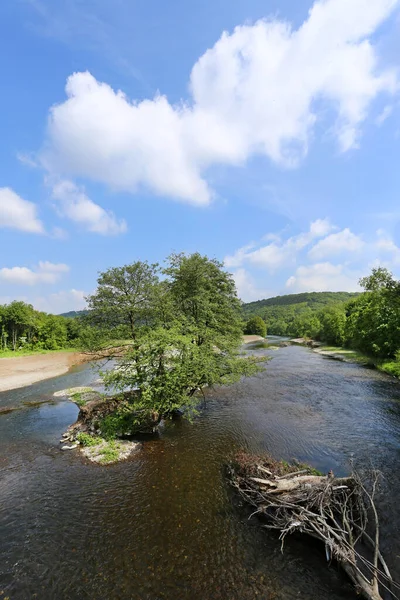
[244,316,267,337]
[76,432,100,447]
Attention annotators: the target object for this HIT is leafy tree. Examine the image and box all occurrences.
[289,311,321,339]
[0,301,82,353]
[345,270,400,358]
[164,252,243,346]
[5,301,36,350]
[85,261,159,339]
[83,253,263,431]
[38,315,68,350]
[244,315,267,337]
[359,267,396,292]
[318,305,346,346]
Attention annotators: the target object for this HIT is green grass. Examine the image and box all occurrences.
[378,360,400,378]
[0,347,76,358]
[76,432,101,447]
[98,440,120,464]
[317,345,374,366]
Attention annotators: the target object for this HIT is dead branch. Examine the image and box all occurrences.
[228,452,398,600]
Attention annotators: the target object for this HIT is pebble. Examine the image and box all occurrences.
[61,444,78,450]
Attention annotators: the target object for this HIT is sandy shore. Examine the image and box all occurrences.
[242,335,265,343]
[0,338,263,393]
[0,352,87,393]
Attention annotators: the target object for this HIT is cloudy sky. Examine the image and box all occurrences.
[1,0,400,312]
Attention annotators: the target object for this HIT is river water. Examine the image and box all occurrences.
[1,340,399,599]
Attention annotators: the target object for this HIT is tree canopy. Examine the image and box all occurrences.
[244,315,267,337]
[0,301,82,352]
[241,268,400,371]
[81,253,262,430]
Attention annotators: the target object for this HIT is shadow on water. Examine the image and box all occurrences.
[0,341,399,599]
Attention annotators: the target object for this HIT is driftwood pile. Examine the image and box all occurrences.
[228,452,399,600]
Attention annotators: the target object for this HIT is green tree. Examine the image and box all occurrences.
[289,311,321,339]
[5,301,36,350]
[85,261,159,340]
[244,315,267,337]
[38,315,68,350]
[345,269,400,358]
[83,254,262,431]
[318,305,346,346]
[164,252,243,346]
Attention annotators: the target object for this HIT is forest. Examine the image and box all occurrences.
[0,301,82,354]
[243,268,400,377]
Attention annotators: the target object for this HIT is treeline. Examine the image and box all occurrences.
[0,301,83,352]
[242,291,359,315]
[243,268,400,374]
[242,292,359,340]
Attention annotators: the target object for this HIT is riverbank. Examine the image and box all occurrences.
[1,339,399,599]
[242,334,266,343]
[0,351,89,392]
[311,344,400,378]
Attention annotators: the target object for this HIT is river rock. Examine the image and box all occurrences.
[61,444,78,450]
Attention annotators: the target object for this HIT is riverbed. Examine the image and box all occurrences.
[1,340,399,599]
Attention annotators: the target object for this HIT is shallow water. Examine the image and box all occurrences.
[1,340,399,599]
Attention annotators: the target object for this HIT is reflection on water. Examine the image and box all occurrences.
[0,341,399,599]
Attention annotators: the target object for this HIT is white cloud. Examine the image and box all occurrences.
[376,233,400,264]
[308,228,364,260]
[0,262,69,285]
[375,104,393,125]
[41,0,399,205]
[33,289,87,314]
[0,187,44,234]
[225,219,333,270]
[51,179,127,235]
[232,268,274,302]
[286,262,360,292]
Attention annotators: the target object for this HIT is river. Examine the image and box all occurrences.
[1,340,399,599]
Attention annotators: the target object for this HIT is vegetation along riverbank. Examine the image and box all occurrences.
[55,253,265,461]
[243,267,400,378]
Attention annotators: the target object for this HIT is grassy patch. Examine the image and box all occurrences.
[76,432,101,447]
[0,348,75,358]
[379,360,400,378]
[317,346,374,366]
[98,440,120,464]
[69,388,96,406]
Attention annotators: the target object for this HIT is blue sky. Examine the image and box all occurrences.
[1,0,400,312]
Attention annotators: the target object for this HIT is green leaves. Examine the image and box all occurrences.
[244,316,267,337]
[0,301,82,352]
[80,253,264,428]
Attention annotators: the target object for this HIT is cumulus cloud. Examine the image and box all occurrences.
[308,228,364,260]
[225,221,400,300]
[232,268,275,302]
[0,187,44,234]
[0,262,69,285]
[376,232,400,264]
[225,219,333,270]
[50,179,127,235]
[33,289,87,314]
[286,263,361,292]
[41,0,399,205]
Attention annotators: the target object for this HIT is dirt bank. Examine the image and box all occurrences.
[0,352,88,392]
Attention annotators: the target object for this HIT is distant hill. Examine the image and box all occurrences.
[59,310,88,318]
[242,291,360,336]
[242,291,359,316]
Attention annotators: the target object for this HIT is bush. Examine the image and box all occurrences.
[244,316,267,337]
[76,432,101,446]
[380,351,400,378]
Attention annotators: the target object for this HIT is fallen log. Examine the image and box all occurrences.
[227,452,399,600]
